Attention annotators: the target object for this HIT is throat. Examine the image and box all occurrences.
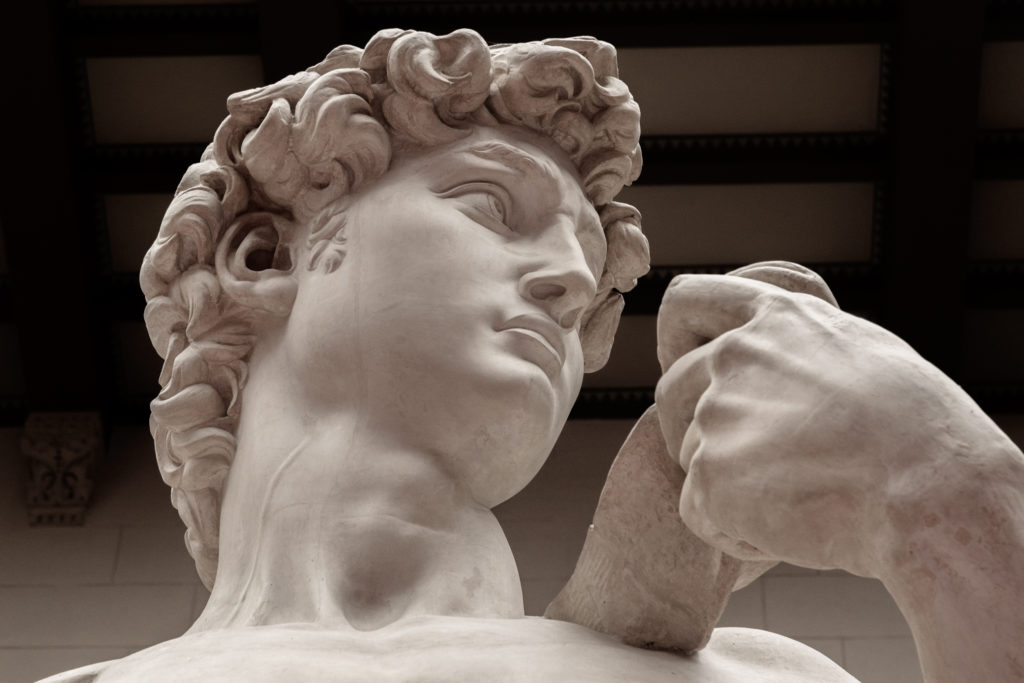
[328,513,452,630]
[192,433,525,633]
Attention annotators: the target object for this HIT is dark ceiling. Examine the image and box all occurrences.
[1,0,1022,430]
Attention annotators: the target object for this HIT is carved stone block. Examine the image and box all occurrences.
[22,411,103,525]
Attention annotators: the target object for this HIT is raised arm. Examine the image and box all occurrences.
[654,268,1024,682]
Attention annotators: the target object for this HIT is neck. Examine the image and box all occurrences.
[191,352,524,632]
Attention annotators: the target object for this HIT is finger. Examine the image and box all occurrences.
[676,413,702,472]
[657,274,782,372]
[679,451,777,564]
[654,343,714,461]
[727,261,839,308]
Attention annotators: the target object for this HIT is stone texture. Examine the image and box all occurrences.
[23,412,102,525]
[545,406,749,652]
[40,27,1024,683]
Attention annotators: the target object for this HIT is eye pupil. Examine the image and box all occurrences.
[486,193,504,220]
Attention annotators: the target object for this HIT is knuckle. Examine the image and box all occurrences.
[706,328,751,372]
[667,273,699,288]
[691,391,722,425]
[754,287,793,312]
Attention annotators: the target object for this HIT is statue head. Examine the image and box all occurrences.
[139,28,648,589]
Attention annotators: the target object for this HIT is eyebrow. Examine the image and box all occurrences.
[461,140,604,236]
[463,140,556,182]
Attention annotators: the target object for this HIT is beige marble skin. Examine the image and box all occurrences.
[41,29,1024,683]
[654,269,1024,682]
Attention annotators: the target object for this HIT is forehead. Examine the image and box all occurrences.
[396,124,581,178]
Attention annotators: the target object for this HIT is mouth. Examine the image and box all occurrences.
[498,313,567,377]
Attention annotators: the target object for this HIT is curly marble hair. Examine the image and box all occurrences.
[140,28,649,588]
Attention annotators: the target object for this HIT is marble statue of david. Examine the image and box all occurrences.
[43,29,1023,682]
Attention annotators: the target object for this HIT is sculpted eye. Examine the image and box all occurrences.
[439,182,513,233]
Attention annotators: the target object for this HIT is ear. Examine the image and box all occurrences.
[215,212,298,318]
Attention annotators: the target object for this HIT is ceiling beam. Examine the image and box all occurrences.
[967,261,1024,309]
[339,0,896,48]
[639,133,885,185]
[70,4,260,57]
[105,260,1024,323]
[89,133,887,194]
[257,0,343,83]
[572,380,1024,419]
[976,130,1024,179]
[984,0,1024,41]
[65,1,897,58]
[880,0,985,378]
[2,379,1018,427]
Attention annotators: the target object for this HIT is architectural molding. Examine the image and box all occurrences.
[107,260,1024,323]
[340,0,895,48]
[573,382,1024,420]
[985,0,1024,40]
[976,129,1024,179]
[572,388,656,420]
[65,0,895,56]
[0,275,11,321]
[6,386,1020,426]
[876,43,892,135]
[92,134,889,194]
[23,411,103,525]
[639,132,884,184]
[967,260,1024,308]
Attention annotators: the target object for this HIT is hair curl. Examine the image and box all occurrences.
[140,29,649,589]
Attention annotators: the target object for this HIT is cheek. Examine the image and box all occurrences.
[283,280,361,385]
[560,340,586,397]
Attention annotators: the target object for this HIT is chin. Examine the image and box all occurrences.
[443,394,568,507]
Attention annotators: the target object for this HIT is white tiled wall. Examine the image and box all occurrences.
[6,416,1020,682]
[0,428,204,682]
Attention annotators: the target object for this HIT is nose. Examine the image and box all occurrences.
[518,223,598,329]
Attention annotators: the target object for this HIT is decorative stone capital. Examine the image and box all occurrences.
[22,411,103,525]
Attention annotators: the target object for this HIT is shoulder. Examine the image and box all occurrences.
[703,627,860,682]
[35,659,115,683]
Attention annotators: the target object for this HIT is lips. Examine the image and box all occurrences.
[498,313,567,375]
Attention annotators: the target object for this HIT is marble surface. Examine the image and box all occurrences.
[42,27,1024,683]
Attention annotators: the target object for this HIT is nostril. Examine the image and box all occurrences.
[530,282,567,301]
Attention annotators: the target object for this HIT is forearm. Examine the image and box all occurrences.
[877,438,1024,683]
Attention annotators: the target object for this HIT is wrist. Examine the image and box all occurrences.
[874,441,1024,682]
